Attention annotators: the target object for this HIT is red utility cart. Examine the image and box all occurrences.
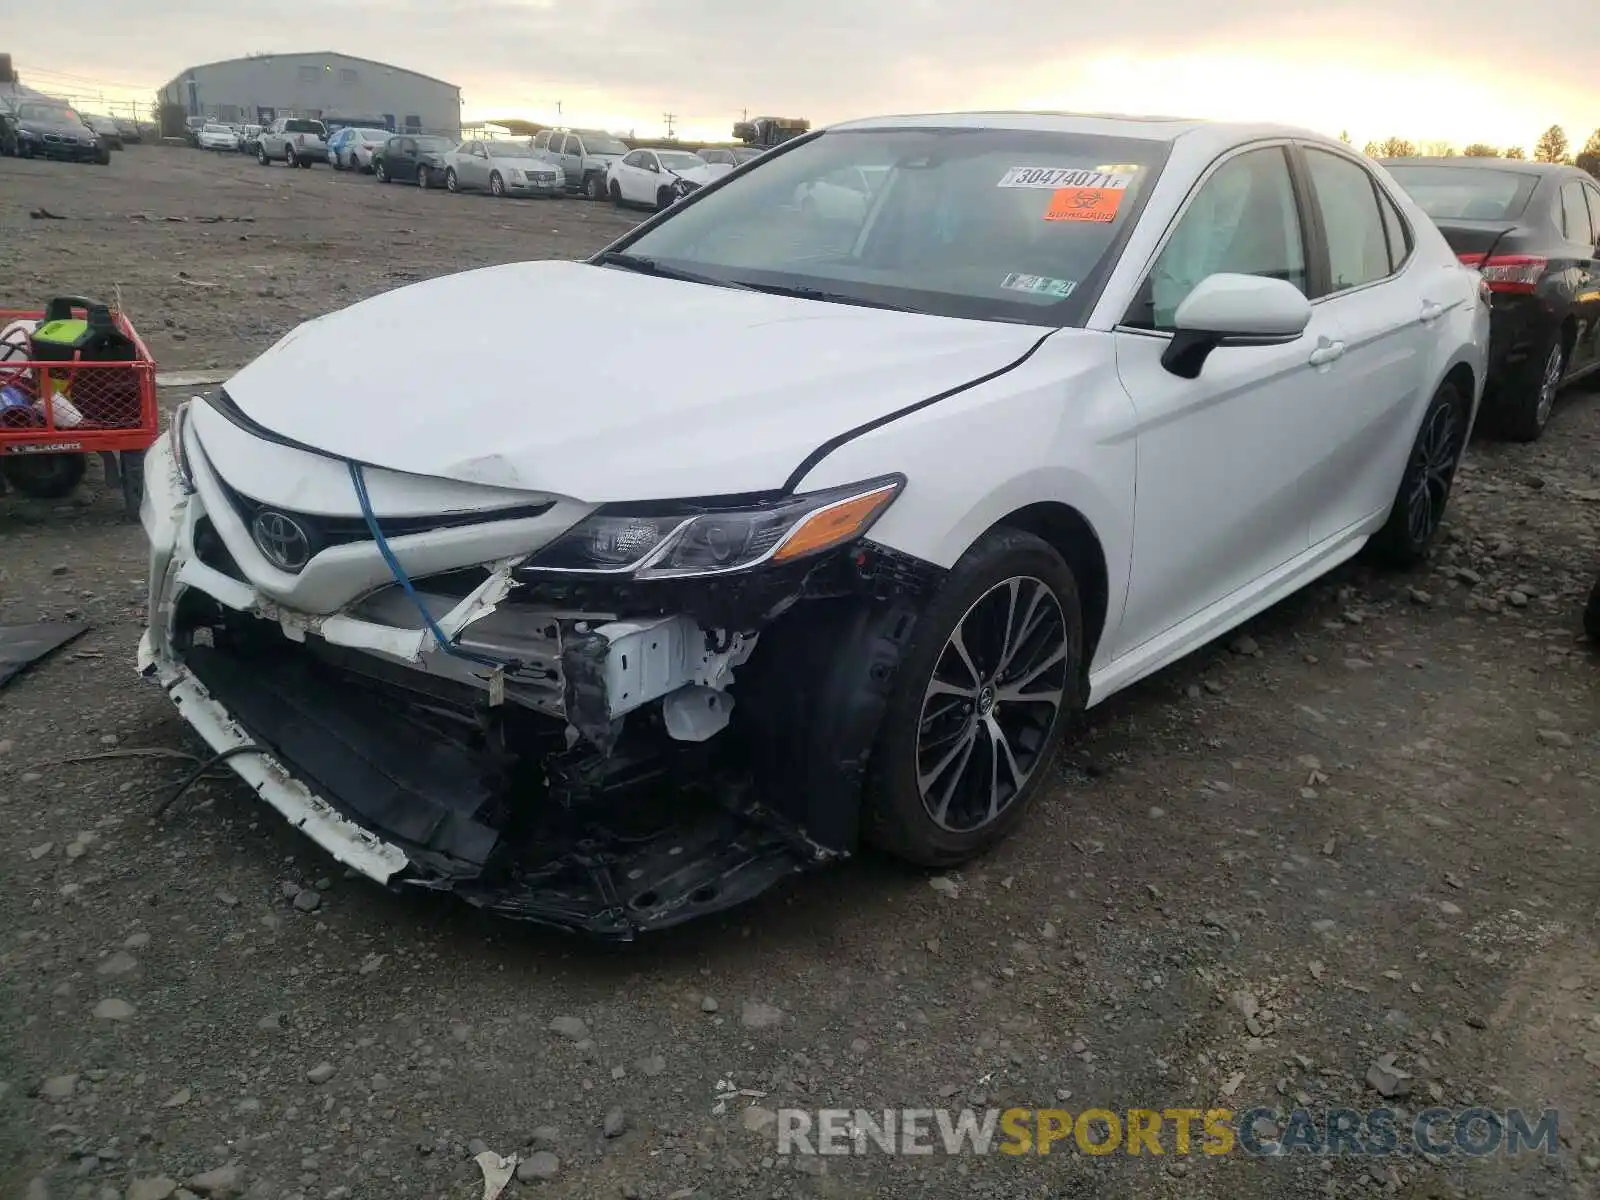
[0,305,159,521]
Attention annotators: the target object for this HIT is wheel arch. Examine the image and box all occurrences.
[985,501,1110,667]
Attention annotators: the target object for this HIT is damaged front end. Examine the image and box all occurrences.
[138,397,941,937]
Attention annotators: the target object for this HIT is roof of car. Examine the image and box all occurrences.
[825,110,1323,145]
[1379,156,1574,176]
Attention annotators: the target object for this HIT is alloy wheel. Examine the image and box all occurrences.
[1404,399,1462,546]
[1535,342,1563,427]
[915,576,1069,833]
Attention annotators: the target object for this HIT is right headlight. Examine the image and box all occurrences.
[519,476,904,578]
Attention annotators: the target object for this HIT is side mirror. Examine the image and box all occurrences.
[1161,273,1311,379]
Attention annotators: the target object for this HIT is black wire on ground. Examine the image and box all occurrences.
[151,744,267,819]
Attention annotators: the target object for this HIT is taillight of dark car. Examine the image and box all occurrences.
[1457,252,1547,295]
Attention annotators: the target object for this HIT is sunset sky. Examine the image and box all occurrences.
[9,0,1597,152]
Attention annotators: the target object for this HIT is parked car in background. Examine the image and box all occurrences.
[1383,158,1600,441]
[546,128,631,199]
[444,139,564,197]
[135,113,1488,934]
[183,115,206,147]
[11,101,109,163]
[372,134,456,188]
[0,105,18,157]
[198,123,239,152]
[237,124,263,155]
[606,149,719,209]
[697,146,763,171]
[257,117,328,167]
[83,114,123,150]
[115,117,142,144]
[328,126,390,171]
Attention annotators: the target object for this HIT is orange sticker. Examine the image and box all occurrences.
[1045,187,1122,223]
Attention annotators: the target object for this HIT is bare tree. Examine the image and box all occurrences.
[1338,130,1352,145]
[1502,146,1526,159]
[1362,140,1381,157]
[1374,136,1418,158]
[1420,140,1456,158]
[1462,143,1499,157]
[1533,125,1569,163]
[1576,128,1600,181]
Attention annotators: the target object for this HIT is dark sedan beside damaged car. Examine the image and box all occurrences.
[1384,158,1600,441]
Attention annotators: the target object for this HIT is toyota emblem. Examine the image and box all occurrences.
[252,510,312,571]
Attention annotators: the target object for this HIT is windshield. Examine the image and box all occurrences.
[583,135,629,156]
[488,140,538,157]
[20,104,78,122]
[732,148,763,163]
[658,151,707,171]
[204,124,231,134]
[415,136,453,153]
[356,128,389,142]
[618,127,1167,324]
[285,119,324,135]
[1385,166,1538,221]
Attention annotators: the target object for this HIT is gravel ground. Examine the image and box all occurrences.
[2,144,1599,1200]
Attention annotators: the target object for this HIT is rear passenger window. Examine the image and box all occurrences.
[1584,186,1600,245]
[1376,186,1411,272]
[1559,182,1593,244]
[1303,148,1391,292]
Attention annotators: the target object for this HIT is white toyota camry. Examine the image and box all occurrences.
[138,112,1489,937]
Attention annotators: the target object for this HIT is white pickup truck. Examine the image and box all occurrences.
[256,117,328,168]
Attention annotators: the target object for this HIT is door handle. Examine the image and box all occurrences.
[1420,301,1445,322]
[1308,341,1346,366]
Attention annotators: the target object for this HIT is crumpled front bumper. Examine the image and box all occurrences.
[135,422,834,937]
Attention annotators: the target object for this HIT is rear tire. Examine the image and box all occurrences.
[1369,381,1467,566]
[1491,333,1564,442]
[3,453,87,499]
[609,180,622,206]
[414,165,427,189]
[864,527,1084,867]
[256,145,269,166]
[656,186,673,211]
[585,173,605,201]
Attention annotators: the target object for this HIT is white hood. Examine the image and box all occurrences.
[669,164,721,187]
[222,260,1045,501]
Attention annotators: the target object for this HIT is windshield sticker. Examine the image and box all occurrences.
[1044,186,1124,223]
[1001,273,1077,298]
[998,166,1135,190]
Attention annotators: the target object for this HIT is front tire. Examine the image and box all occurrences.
[865,528,1083,866]
[1369,380,1466,566]
[256,145,269,165]
[490,171,505,197]
[1491,333,1564,442]
[375,159,389,183]
[445,168,459,193]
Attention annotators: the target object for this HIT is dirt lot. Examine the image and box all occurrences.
[2,144,1598,1200]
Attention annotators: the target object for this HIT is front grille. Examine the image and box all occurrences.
[212,474,554,573]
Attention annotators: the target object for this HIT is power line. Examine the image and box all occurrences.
[18,64,155,92]
[662,111,676,138]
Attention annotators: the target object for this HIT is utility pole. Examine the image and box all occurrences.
[662,112,676,139]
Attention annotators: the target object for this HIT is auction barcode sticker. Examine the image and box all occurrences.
[998,167,1134,190]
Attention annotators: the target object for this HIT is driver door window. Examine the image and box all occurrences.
[1127,147,1307,330]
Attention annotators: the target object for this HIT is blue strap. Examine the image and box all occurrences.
[346,460,513,671]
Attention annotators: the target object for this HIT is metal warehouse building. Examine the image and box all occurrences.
[158,52,460,137]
